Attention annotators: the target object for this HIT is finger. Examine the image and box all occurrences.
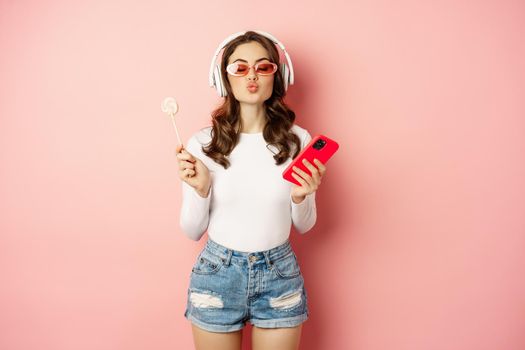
[177,151,195,162]
[292,165,312,183]
[179,168,195,178]
[183,168,195,177]
[175,144,184,154]
[292,167,317,191]
[291,172,308,187]
[313,158,326,175]
[294,166,319,190]
[176,150,189,159]
[301,159,320,183]
[179,160,195,170]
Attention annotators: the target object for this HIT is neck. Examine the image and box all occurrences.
[238,103,266,133]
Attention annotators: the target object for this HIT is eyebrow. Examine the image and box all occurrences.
[231,57,270,64]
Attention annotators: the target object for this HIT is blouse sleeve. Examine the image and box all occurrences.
[290,130,317,234]
[179,135,212,241]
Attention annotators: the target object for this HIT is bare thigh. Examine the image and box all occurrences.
[251,324,302,350]
[191,323,243,350]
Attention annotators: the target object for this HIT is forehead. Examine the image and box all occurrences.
[228,42,270,63]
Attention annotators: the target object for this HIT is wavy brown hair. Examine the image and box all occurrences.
[202,31,301,169]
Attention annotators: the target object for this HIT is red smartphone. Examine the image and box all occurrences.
[282,134,339,186]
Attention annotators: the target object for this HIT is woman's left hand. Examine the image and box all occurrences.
[290,158,326,203]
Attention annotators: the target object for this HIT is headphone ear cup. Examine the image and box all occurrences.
[213,64,227,97]
[280,63,290,91]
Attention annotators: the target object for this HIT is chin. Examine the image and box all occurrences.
[237,95,264,104]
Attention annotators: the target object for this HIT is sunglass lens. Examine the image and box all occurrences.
[229,63,248,75]
[227,62,276,76]
[256,63,276,74]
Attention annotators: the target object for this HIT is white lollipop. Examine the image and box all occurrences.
[161,97,183,147]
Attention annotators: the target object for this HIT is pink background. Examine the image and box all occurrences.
[1,0,524,349]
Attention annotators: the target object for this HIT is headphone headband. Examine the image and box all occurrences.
[208,30,295,91]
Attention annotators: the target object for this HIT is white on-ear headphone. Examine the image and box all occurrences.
[208,30,295,97]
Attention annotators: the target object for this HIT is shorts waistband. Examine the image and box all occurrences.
[204,238,294,266]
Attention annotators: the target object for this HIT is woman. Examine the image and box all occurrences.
[176,30,326,350]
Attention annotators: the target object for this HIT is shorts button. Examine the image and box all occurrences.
[249,255,257,263]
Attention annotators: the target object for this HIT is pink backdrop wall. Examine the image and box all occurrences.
[1,0,524,349]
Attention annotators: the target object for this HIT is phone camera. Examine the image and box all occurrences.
[312,139,326,150]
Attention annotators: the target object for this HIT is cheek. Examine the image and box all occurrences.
[262,78,275,94]
[227,78,243,97]
[227,77,239,90]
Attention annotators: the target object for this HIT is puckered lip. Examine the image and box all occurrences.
[247,83,259,88]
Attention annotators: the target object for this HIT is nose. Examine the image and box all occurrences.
[246,66,258,80]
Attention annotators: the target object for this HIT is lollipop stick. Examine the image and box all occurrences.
[170,113,183,148]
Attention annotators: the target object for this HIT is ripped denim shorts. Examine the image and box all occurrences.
[184,238,309,333]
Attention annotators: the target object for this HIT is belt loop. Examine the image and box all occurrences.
[223,249,232,266]
[263,251,273,269]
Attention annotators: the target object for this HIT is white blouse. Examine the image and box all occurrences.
[179,123,317,252]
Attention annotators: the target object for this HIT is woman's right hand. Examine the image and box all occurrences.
[176,144,211,198]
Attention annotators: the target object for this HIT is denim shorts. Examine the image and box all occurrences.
[184,238,309,333]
